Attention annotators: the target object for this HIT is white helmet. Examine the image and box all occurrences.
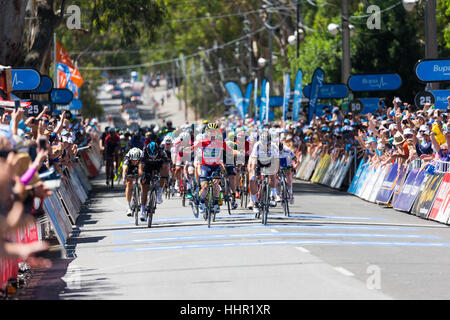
[163,135,173,144]
[128,148,142,161]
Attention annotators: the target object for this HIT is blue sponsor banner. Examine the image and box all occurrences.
[393,168,420,212]
[375,163,399,204]
[292,69,303,122]
[259,78,267,123]
[31,75,53,94]
[354,162,370,196]
[283,73,290,121]
[348,73,402,92]
[51,88,74,105]
[309,68,325,122]
[359,97,381,114]
[429,90,450,110]
[303,83,349,99]
[315,104,333,117]
[415,59,450,82]
[243,82,253,117]
[69,99,82,110]
[225,81,245,120]
[264,81,270,123]
[11,68,41,92]
[348,159,365,194]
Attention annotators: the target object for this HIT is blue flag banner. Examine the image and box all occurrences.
[429,90,450,110]
[359,98,381,114]
[348,73,402,92]
[292,69,303,122]
[225,81,245,120]
[264,82,270,123]
[259,78,267,123]
[415,59,450,82]
[243,82,253,118]
[32,75,53,94]
[303,83,349,99]
[309,68,325,122]
[283,73,290,121]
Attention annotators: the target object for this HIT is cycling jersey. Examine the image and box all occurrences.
[123,155,139,175]
[193,138,233,166]
[250,141,280,166]
[105,133,120,157]
[279,146,296,169]
[140,147,168,173]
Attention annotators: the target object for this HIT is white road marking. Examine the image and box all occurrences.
[334,266,354,277]
[295,247,310,253]
[270,229,278,233]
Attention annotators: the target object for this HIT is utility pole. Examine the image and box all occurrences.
[341,0,351,84]
[200,57,206,120]
[179,54,188,122]
[192,59,198,121]
[296,0,302,58]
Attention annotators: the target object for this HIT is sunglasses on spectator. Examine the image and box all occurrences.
[0,149,16,158]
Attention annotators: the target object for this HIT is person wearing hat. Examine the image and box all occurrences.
[412,125,433,158]
[430,127,450,162]
[390,132,409,164]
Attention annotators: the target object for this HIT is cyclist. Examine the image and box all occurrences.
[122,147,142,216]
[104,127,121,186]
[173,131,191,194]
[248,130,280,214]
[139,141,170,221]
[224,131,239,210]
[278,138,296,204]
[193,123,234,216]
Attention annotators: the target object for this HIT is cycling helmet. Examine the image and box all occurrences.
[128,148,142,161]
[146,141,158,157]
[206,123,219,131]
[163,135,173,144]
[202,120,209,125]
[259,130,271,145]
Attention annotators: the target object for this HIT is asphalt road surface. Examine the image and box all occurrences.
[26,83,450,300]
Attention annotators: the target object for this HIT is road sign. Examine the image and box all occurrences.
[349,99,363,114]
[348,73,402,92]
[11,68,41,92]
[414,91,435,110]
[303,83,349,99]
[51,88,73,105]
[69,99,82,110]
[31,75,53,94]
[415,59,450,82]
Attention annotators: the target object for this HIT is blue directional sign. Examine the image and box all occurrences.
[11,68,41,92]
[31,75,53,94]
[429,90,450,110]
[348,73,402,92]
[415,59,450,82]
[51,88,73,105]
[256,96,284,108]
[303,83,349,99]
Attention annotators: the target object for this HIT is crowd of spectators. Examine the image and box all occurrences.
[0,105,101,270]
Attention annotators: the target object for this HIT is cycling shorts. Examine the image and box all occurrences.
[200,165,221,183]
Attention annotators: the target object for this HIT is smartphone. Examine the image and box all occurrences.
[39,137,47,151]
[0,108,4,117]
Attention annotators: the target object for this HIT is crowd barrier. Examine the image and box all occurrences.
[296,150,450,225]
[347,159,450,224]
[295,150,355,190]
[1,146,101,291]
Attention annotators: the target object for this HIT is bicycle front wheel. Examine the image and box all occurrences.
[147,189,156,228]
[133,184,140,226]
[207,187,213,228]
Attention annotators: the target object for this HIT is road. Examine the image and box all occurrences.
[26,82,450,300]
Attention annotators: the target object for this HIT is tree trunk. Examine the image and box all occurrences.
[24,0,63,70]
[0,0,29,66]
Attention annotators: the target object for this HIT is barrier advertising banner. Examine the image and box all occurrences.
[390,165,408,205]
[392,168,420,212]
[428,173,450,223]
[348,159,365,194]
[376,163,399,204]
[411,173,445,218]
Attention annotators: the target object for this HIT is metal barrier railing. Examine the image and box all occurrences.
[435,161,450,174]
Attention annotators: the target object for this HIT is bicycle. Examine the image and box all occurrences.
[142,171,160,228]
[200,172,222,228]
[127,174,141,226]
[255,167,271,225]
[189,178,200,218]
[278,169,291,217]
[239,165,249,209]
[221,172,232,215]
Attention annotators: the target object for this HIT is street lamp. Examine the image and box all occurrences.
[287,29,305,45]
[402,0,419,12]
[258,57,267,68]
[240,76,247,85]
